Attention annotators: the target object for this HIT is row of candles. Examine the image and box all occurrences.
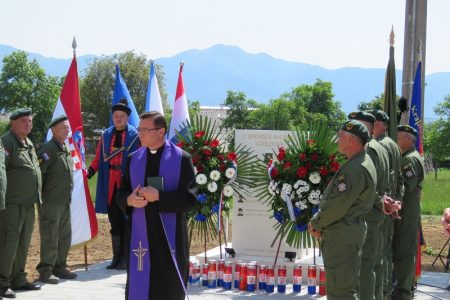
[189,259,326,295]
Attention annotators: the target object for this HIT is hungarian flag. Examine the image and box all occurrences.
[47,55,98,246]
[168,63,190,142]
[409,61,424,155]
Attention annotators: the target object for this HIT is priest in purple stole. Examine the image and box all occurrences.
[117,111,197,300]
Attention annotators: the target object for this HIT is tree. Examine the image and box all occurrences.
[250,98,292,130]
[357,94,384,111]
[221,91,255,130]
[285,79,345,129]
[80,51,168,138]
[0,51,61,144]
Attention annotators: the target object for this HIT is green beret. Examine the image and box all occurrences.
[348,111,376,124]
[341,120,370,144]
[371,109,389,123]
[9,108,32,120]
[397,125,418,137]
[48,115,68,128]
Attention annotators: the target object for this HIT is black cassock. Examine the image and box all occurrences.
[117,146,197,300]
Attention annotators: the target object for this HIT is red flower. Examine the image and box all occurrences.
[320,166,329,176]
[311,153,319,161]
[297,167,307,178]
[220,163,226,172]
[227,152,237,161]
[192,155,200,164]
[330,161,340,172]
[270,167,279,178]
[307,139,315,145]
[176,141,184,148]
[282,161,292,170]
[203,149,212,156]
[210,139,220,148]
[203,140,210,146]
[299,153,306,161]
[305,163,312,170]
[277,147,286,161]
[329,155,336,161]
[195,131,205,138]
[197,165,204,173]
[217,154,225,161]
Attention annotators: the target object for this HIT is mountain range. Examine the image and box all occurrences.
[1,44,449,120]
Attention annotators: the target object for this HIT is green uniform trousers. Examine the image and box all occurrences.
[0,203,35,288]
[392,217,419,300]
[383,216,395,299]
[321,240,362,300]
[36,203,71,276]
[358,209,384,300]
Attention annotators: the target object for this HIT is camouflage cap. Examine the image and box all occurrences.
[397,125,418,137]
[341,120,370,144]
[48,115,68,128]
[347,111,376,124]
[371,109,389,123]
[9,108,32,120]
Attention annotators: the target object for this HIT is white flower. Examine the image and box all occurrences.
[223,185,234,197]
[210,170,221,181]
[309,172,321,184]
[225,168,236,179]
[268,185,275,195]
[207,181,218,192]
[196,174,207,185]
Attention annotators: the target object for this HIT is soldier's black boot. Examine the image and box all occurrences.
[106,235,121,269]
[116,231,129,270]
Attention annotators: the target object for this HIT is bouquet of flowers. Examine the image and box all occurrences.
[256,121,342,249]
[176,115,258,242]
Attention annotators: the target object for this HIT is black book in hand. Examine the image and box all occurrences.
[146,176,164,191]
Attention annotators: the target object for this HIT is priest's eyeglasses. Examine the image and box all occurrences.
[137,127,162,133]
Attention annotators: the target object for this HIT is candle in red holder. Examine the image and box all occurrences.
[239,263,248,291]
[217,259,225,287]
[247,263,257,292]
[223,261,233,290]
[277,265,287,293]
[307,265,317,295]
[319,267,326,296]
[293,263,302,292]
[265,264,275,293]
[207,259,217,288]
[258,264,267,290]
[234,261,241,289]
[202,263,209,286]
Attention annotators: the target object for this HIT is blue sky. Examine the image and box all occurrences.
[0,0,449,74]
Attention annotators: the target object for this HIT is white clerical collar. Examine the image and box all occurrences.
[149,149,157,155]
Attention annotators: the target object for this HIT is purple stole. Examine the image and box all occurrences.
[128,141,182,300]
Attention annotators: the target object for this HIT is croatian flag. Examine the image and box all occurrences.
[168,63,190,142]
[111,64,140,127]
[145,60,164,115]
[47,55,98,246]
[408,61,423,155]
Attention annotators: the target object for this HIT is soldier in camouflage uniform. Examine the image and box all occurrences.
[36,115,77,284]
[309,120,377,300]
[392,125,424,300]
[0,108,42,299]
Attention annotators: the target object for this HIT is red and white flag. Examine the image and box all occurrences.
[47,55,98,246]
[168,62,190,141]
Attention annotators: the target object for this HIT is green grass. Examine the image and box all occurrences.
[421,167,450,215]
[85,157,97,202]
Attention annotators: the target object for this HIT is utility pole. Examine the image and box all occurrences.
[401,0,427,125]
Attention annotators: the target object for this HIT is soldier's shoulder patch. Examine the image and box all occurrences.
[402,164,414,178]
[41,152,50,161]
[337,182,347,192]
[336,174,348,193]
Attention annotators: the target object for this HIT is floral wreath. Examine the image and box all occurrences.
[256,121,342,248]
[176,115,258,241]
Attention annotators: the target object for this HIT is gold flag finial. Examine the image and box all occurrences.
[389,26,395,46]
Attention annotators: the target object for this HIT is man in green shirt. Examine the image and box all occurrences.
[36,115,77,284]
[0,108,42,299]
[309,120,377,300]
[372,110,404,299]
[348,111,390,300]
[392,125,424,300]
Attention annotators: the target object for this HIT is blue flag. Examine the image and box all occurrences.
[408,61,423,155]
[112,64,140,127]
[145,61,164,115]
